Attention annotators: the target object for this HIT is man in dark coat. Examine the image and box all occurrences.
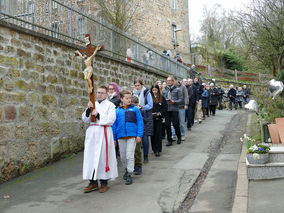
[208,83,219,116]
[186,79,193,130]
[228,84,237,110]
[216,85,224,110]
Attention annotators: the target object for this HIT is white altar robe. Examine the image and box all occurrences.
[82,99,118,181]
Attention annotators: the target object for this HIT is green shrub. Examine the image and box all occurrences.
[222,51,244,71]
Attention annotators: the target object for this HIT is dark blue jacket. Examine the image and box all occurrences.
[112,104,144,140]
[228,88,236,100]
[192,84,199,104]
[201,89,209,108]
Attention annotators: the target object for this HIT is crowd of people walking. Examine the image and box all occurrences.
[81,76,250,193]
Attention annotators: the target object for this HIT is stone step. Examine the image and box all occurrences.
[269,146,284,163]
[247,146,284,179]
[247,159,284,180]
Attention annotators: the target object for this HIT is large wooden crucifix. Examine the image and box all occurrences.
[75,34,104,122]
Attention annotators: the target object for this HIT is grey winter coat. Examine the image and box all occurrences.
[162,85,183,112]
[236,90,244,102]
[178,83,189,108]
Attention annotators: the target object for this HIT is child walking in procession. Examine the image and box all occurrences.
[131,96,143,175]
[113,90,144,185]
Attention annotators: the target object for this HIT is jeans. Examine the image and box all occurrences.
[191,103,196,125]
[172,108,186,137]
[237,101,243,109]
[142,135,149,156]
[243,97,249,104]
[187,105,193,129]
[229,99,237,110]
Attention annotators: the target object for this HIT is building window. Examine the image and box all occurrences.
[51,22,59,38]
[28,2,34,14]
[170,0,176,9]
[172,24,177,45]
[52,1,58,10]
[78,17,86,34]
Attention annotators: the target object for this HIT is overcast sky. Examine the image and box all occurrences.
[188,0,251,39]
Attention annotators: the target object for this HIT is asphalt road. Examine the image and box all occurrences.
[0,110,246,213]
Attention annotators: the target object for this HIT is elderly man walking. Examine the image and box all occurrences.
[162,76,183,146]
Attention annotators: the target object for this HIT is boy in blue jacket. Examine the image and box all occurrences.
[113,90,144,185]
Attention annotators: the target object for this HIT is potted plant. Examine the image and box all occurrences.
[241,134,271,164]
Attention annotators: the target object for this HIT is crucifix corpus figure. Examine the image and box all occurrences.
[75,46,101,94]
[75,34,104,122]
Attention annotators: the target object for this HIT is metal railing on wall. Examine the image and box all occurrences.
[0,0,188,78]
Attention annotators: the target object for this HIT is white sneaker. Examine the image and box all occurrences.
[194,120,198,123]
[181,136,185,141]
[171,136,177,141]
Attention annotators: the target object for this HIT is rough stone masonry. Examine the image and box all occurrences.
[0,23,165,183]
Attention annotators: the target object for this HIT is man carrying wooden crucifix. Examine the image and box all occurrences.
[75,46,101,94]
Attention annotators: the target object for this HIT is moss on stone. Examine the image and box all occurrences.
[42,95,57,105]
[16,80,30,90]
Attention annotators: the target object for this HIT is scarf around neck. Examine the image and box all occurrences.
[133,86,147,106]
[108,92,116,100]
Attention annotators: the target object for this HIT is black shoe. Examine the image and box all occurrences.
[134,167,142,175]
[177,139,181,144]
[155,152,160,157]
[125,173,133,185]
[123,169,127,180]
[166,141,172,146]
[187,128,191,131]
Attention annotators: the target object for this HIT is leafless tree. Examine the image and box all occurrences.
[93,0,140,32]
[235,0,284,76]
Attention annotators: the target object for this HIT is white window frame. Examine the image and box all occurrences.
[170,0,176,10]
[172,24,177,44]
[51,22,59,39]
[28,2,34,14]
[52,1,58,10]
[78,17,86,35]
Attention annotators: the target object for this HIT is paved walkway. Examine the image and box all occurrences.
[0,110,246,213]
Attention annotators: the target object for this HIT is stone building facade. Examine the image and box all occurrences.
[0,22,166,183]
[132,0,190,61]
[3,0,190,62]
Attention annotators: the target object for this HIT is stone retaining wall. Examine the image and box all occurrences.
[0,23,166,182]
